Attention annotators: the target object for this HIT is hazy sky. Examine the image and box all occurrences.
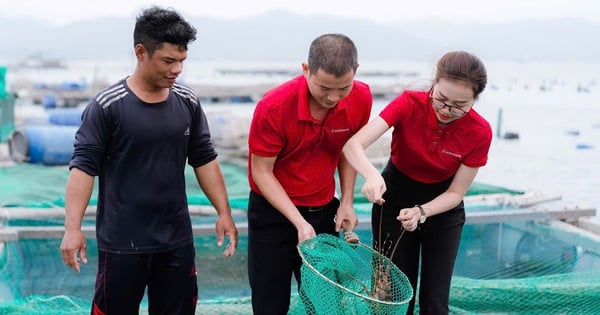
[5,0,600,25]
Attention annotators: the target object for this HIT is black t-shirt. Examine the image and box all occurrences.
[70,79,217,253]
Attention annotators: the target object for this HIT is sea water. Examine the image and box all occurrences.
[473,61,600,214]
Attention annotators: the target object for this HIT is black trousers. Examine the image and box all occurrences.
[373,160,465,315]
[247,191,339,315]
[92,243,198,315]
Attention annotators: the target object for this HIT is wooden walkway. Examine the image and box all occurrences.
[0,194,596,241]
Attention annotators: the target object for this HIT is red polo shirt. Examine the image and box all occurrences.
[380,90,492,183]
[248,75,372,206]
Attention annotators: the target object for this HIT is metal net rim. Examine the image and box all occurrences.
[297,237,413,306]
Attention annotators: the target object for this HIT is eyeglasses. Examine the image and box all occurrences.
[430,97,470,117]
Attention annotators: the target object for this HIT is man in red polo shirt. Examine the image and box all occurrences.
[247,33,372,314]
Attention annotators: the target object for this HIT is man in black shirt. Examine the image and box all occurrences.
[60,6,238,315]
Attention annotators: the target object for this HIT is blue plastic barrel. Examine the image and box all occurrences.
[47,107,84,126]
[8,125,78,165]
[42,93,57,109]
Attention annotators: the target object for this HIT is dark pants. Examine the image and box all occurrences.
[373,160,465,315]
[92,243,198,315]
[247,191,339,315]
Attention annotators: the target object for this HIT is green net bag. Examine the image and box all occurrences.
[295,233,413,315]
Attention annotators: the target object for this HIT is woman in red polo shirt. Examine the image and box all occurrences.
[343,51,491,315]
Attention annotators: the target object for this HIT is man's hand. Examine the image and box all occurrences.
[215,214,238,257]
[296,221,316,244]
[60,228,88,272]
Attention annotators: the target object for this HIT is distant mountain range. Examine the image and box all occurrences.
[1,10,598,63]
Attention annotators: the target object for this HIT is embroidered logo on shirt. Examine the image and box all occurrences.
[330,128,350,134]
[441,149,462,159]
[184,127,190,136]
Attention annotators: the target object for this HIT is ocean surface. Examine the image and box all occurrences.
[4,59,600,220]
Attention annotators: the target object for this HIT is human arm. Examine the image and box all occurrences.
[342,116,391,204]
[194,159,238,257]
[60,167,94,272]
[397,164,479,231]
[334,153,359,232]
[250,154,316,243]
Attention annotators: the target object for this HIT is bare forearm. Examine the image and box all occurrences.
[194,160,231,216]
[342,139,380,180]
[64,168,94,230]
[337,155,357,207]
[253,171,306,228]
[250,154,307,229]
[342,117,389,180]
[420,165,479,217]
[420,191,465,217]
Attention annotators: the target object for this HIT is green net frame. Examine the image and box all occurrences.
[295,234,413,315]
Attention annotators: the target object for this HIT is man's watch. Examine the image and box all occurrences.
[416,205,427,224]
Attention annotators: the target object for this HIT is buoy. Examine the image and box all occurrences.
[42,93,57,109]
[503,132,519,140]
[576,143,593,150]
[565,129,580,136]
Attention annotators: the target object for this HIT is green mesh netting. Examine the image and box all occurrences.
[0,66,7,99]
[0,162,251,208]
[0,96,15,143]
[0,295,91,315]
[450,271,600,314]
[3,161,600,314]
[2,222,600,314]
[0,66,13,142]
[0,235,254,315]
[0,161,521,209]
[295,234,413,315]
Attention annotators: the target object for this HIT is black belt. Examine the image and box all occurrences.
[296,205,327,212]
[296,198,338,213]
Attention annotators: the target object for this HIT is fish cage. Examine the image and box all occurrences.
[1,162,600,314]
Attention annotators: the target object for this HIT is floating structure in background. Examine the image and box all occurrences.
[7,62,419,107]
[11,80,410,106]
[9,54,67,70]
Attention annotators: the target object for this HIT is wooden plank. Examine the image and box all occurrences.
[463,192,562,208]
[579,217,600,235]
[0,224,240,241]
[1,207,595,241]
[0,206,245,219]
[465,207,596,224]
[0,192,562,220]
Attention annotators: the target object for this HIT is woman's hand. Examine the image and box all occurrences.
[361,173,387,205]
[397,206,420,232]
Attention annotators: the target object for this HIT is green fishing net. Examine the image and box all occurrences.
[295,234,413,315]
